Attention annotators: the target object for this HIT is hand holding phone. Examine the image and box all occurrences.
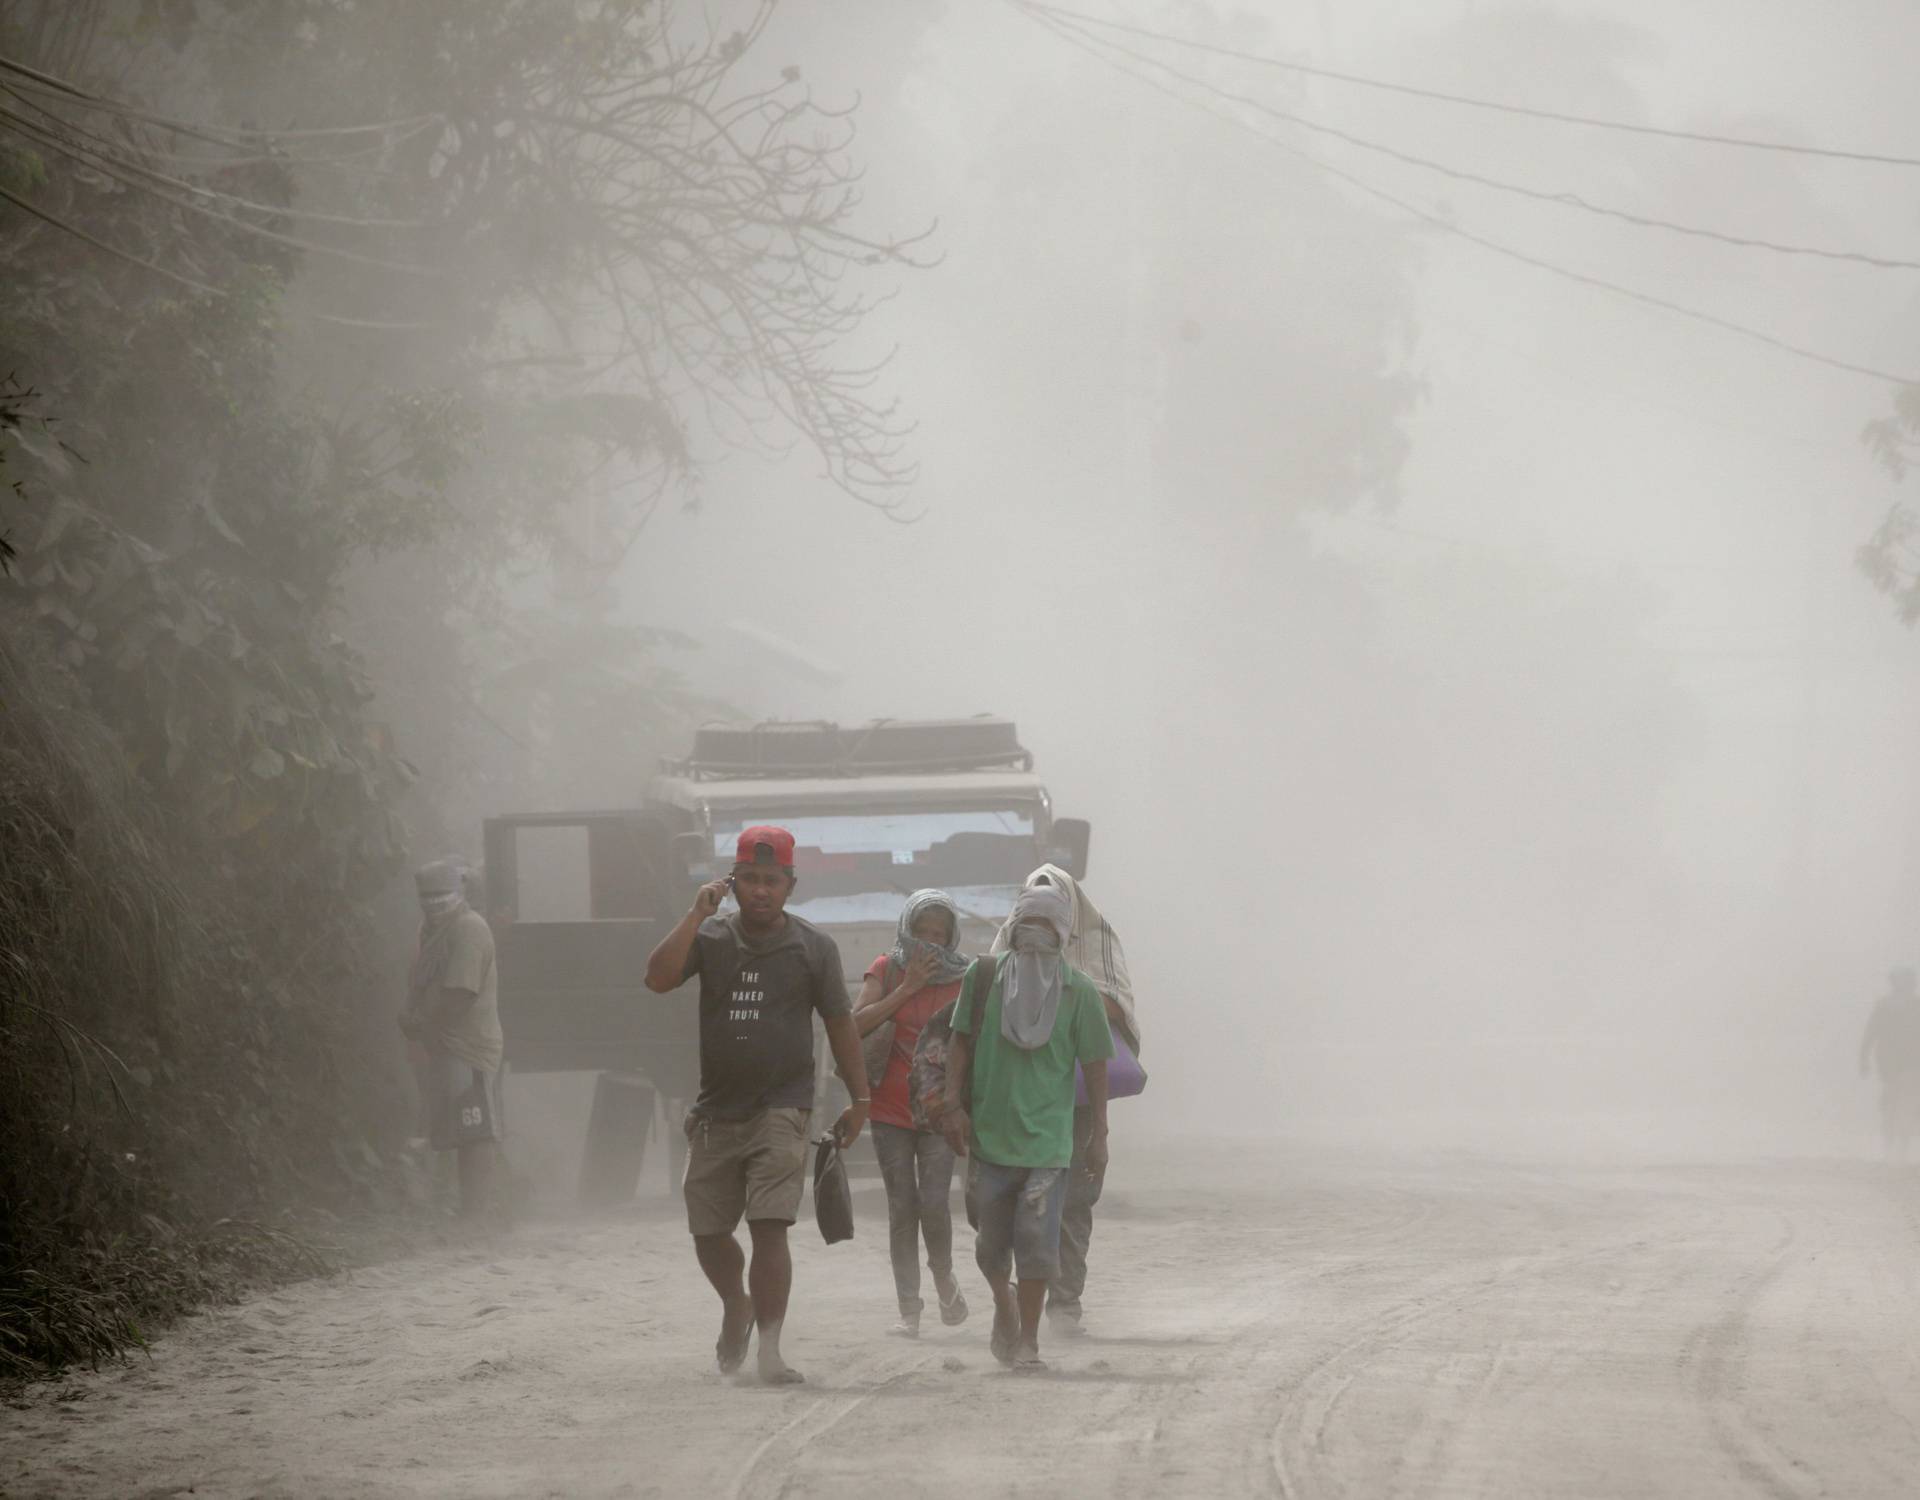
[692,876,731,918]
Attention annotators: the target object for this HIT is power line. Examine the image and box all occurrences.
[0,54,442,151]
[0,86,428,228]
[0,180,226,296]
[1014,20,1920,273]
[2,180,438,330]
[1015,1,1920,170]
[1020,5,1920,388]
[0,107,442,276]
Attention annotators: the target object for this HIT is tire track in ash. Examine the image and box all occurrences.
[1792,1201,1919,1497]
[1265,1256,1549,1500]
[1675,1213,1819,1500]
[1110,1176,1484,1498]
[1265,1227,1690,1500]
[728,1350,937,1500]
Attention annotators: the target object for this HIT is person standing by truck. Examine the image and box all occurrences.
[853,890,972,1336]
[400,858,505,1224]
[943,885,1112,1371]
[644,825,870,1385]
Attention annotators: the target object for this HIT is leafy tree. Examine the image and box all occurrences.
[0,0,918,1369]
[1857,388,1920,622]
[1,0,923,884]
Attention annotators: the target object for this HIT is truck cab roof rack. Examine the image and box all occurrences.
[662,717,1032,780]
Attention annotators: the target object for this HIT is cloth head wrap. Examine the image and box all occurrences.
[889,890,970,986]
[408,859,470,1014]
[999,885,1073,1050]
[415,859,466,920]
[990,864,1141,1055]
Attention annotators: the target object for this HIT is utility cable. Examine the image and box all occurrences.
[0,87,428,228]
[1021,5,1920,387]
[1014,0,1920,170]
[0,180,227,296]
[1016,18,1920,272]
[0,53,441,151]
[0,107,441,276]
[1,182,438,329]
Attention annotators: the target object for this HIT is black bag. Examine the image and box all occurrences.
[812,1136,855,1244]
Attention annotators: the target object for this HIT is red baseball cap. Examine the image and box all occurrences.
[734,825,797,869]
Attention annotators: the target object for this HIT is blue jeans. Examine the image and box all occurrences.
[1048,1105,1104,1323]
[870,1122,956,1316]
[970,1157,1069,1283]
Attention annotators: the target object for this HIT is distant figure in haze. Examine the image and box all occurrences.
[1859,966,1920,1163]
[943,885,1113,1372]
[991,864,1143,1338]
[853,890,971,1337]
[400,859,504,1222]
[644,825,871,1385]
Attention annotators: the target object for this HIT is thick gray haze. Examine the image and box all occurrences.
[563,1,1920,1156]
[18,4,1920,1491]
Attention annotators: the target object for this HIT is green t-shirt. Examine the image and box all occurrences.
[953,955,1115,1169]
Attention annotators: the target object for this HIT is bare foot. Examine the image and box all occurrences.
[936,1274,969,1327]
[716,1295,753,1374]
[1011,1339,1046,1373]
[758,1356,805,1386]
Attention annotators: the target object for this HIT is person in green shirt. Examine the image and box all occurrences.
[942,885,1113,1371]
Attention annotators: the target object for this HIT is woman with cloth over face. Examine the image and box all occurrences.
[853,890,971,1335]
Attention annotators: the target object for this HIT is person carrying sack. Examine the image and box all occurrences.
[943,886,1113,1372]
[852,890,971,1335]
[989,864,1144,1337]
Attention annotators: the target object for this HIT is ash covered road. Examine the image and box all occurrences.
[7,1144,1918,1499]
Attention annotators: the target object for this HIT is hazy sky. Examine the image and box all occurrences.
[601,1,1920,1154]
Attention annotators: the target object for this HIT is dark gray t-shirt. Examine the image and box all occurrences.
[681,912,850,1118]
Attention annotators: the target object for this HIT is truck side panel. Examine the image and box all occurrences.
[497,918,697,1084]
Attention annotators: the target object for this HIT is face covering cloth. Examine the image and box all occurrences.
[991,864,1141,1056]
[409,860,469,1010]
[889,889,971,985]
[999,885,1072,1050]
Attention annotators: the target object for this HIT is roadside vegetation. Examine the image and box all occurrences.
[0,0,916,1379]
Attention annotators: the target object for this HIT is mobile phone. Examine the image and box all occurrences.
[724,875,737,894]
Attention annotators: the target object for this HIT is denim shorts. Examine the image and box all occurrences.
[969,1157,1069,1282]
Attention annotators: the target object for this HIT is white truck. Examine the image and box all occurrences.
[482,718,1090,1198]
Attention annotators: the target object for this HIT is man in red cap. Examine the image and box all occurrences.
[645,824,869,1383]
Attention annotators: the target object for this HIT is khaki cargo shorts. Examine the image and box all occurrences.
[682,1107,810,1237]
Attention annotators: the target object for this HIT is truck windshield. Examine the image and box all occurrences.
[708,808,1038,924]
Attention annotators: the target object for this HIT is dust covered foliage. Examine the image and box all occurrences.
[0,0,913,1378]
[0,629,388,1382]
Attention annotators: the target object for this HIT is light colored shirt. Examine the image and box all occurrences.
[435,910,503,1073]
